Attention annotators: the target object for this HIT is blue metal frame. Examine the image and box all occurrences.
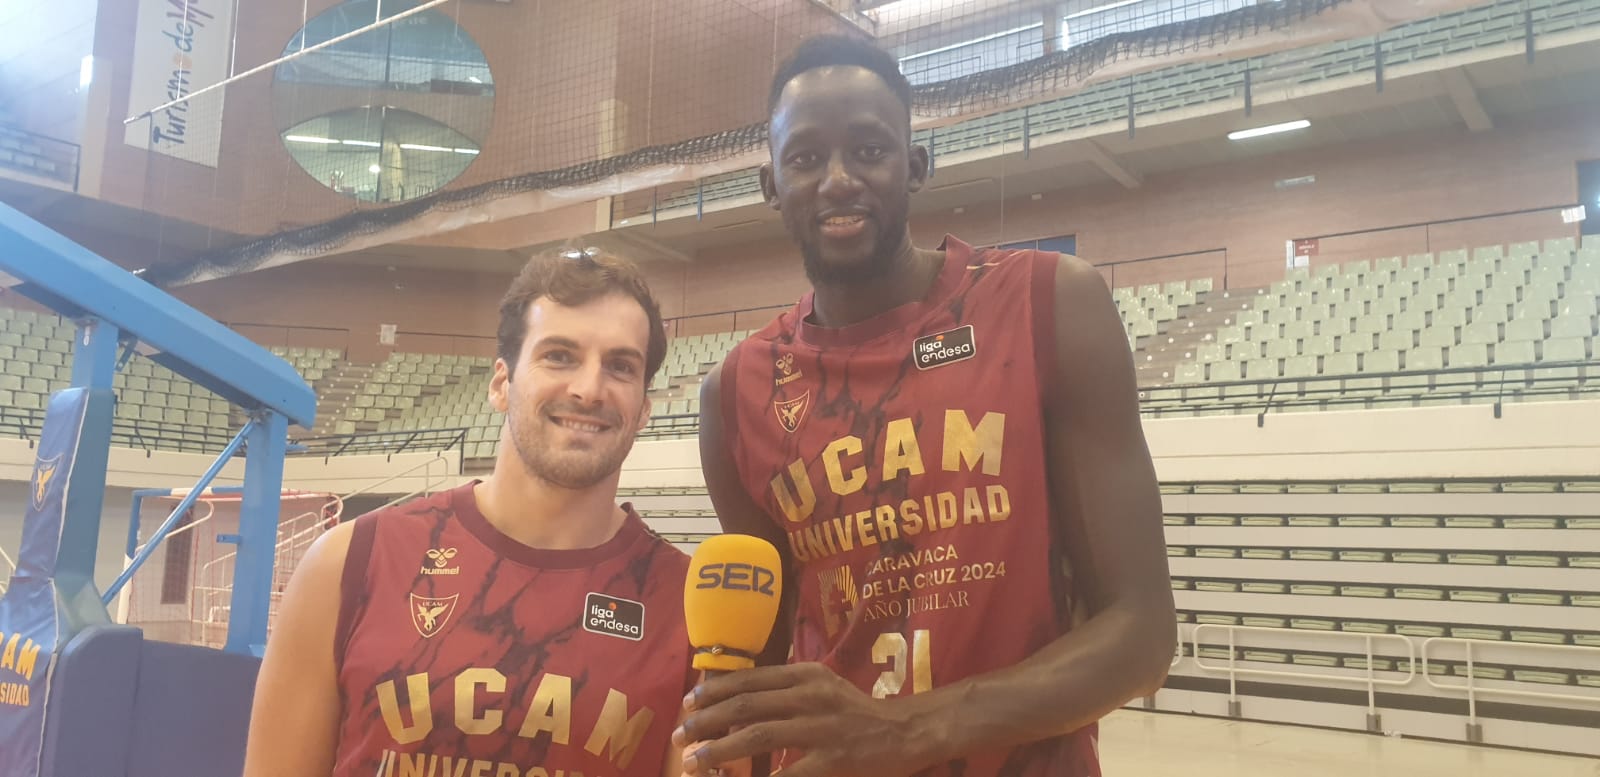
[1,202,316,656]
[0,204,314,426]
[101,422,254,605]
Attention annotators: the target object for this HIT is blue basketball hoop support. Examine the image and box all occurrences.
[0,202,316,656]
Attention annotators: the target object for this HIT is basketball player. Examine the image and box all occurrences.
[679,36,1176,777]
[244,249,697,777]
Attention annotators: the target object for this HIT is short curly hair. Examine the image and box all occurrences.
[769,34,912,124]
[496,248,667,386]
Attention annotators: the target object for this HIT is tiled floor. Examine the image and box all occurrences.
[1100,711,1600,776]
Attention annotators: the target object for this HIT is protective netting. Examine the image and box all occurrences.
[117,491,340,647]
[120,0,1492,286]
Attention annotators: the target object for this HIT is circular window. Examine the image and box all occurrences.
[273,0,493,203]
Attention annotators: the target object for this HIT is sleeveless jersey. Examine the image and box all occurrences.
[332,482,694,777]
[718,237,1099,777]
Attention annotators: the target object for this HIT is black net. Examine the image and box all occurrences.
[119,0,1484,286]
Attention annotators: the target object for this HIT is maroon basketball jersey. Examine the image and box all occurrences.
[718,237,1099,776]
[332,482,694,777]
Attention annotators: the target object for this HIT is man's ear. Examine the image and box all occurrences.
[907,144,930,194]
[759,162,781,211]
[636,394,652,433]
[488,358,511,414]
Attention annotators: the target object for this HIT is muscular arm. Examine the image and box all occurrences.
[241,520,356,777]
[698,363,796,669]
[897,253,1176,760]
[678,257,1174,777]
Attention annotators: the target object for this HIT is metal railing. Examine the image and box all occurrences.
[0,404,237,454]
[0,123,82,191]
[1146,359,1600,424]
[663,304,790,339]
[1168,624,1600,739]
[1421,637,1600,739]
[290,426,468,465]
[1191,624,1418,723]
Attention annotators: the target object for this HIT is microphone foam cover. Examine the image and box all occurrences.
[684,534,783,672]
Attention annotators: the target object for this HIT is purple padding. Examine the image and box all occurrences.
[124,641,261,777]
[40,625,142,777]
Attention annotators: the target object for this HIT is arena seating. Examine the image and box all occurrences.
[633,0,1600,223]
[1,239,1594,460]
[1143,238,1599,415]
[0,123,75,187]
[622,476,1600,692]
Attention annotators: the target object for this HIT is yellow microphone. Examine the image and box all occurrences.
[684,534,783,673]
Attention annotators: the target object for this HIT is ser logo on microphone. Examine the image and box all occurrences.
[695,563,777,596]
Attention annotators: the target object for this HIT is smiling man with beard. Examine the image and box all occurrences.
[245,249,699,777]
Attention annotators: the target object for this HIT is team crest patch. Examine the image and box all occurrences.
[912,325,977,370]
[584,592,646,641]
[30,454,61,511]
[774,391,810,433]
[410,593,459,638]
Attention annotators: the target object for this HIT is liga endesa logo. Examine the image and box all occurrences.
[583,593,646,641]
[912,325,977,370]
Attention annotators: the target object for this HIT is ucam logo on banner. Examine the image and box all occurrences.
[122,0,235,168]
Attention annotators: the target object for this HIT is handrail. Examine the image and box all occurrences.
[1420,638,1600,711]
[1191,624,1417,720]
[290,427,468,461]
[335,452,454,506]
[125,499,217,556]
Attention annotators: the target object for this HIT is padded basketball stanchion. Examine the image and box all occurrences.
[0,201,316,777]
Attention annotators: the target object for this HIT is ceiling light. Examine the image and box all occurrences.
[467,76,482,84]
[369,164,382,174]
[900,22,1044,63]
[1227,120,1310,141]
[399,143,452,152]
[453,148,479,155]
[1065,0,1144,20]
[285,134,339,144]
[342,139,381,147]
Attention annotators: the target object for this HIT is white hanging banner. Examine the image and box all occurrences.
[122,0,235,168]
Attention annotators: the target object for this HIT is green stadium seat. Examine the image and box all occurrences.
[164,408,187,424]
[1264,339,1297,359]
[1407,347,1445,371]
[1460,320,1498,345]
[1377,329,1414,350]
[1550,314,1595,340]
[14,392,41,410]
[1494,341,1536,365]
[1503,318,1543,342]
[1450,344,1489,368]
[1247,359,1278,380]
[1208,361,1243,382]
[1542,337,1587,361]
[1418,325,1455,348]
[1508,241,1539,257]
[1283,356,1318,378]
[1364,350,1400,373]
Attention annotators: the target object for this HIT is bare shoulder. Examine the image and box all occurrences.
[1050,252,1115,309]
[298,516,358,582]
